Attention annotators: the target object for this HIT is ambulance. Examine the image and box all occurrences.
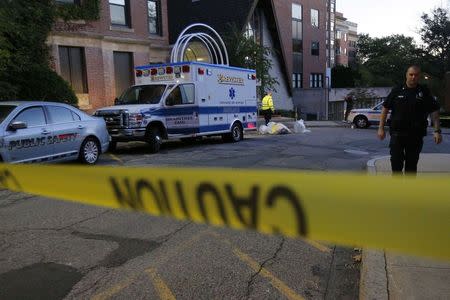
[94,61,258,152]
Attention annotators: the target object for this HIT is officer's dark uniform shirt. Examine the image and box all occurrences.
[383,84,440,136]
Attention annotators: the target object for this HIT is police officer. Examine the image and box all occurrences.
[261,91,275,125]
[377,65,442,174]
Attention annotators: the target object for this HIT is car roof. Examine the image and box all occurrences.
[0,101,75,109]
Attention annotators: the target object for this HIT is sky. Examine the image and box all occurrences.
[336,0,449,43]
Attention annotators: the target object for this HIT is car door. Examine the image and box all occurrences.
[164,84,199,136]
[3,106,53,163]
[45,105,83,160]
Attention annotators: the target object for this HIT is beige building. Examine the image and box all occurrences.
[335,12,357,67]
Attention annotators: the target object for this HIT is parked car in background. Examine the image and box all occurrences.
[346,102,389,128]
[347,102,433,129]
[0,101,110,164]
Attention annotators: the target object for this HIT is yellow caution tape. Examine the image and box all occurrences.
[0,163,449,260]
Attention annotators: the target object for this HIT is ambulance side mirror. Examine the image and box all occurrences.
[8,121,27,131]
[166,98,174,106]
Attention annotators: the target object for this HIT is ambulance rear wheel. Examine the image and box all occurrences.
[223,123,243,143]
[147,127,162,153]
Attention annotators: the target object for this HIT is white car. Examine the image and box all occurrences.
[0,101,110,164]
[347,102,432,129]
[347,102,389,129]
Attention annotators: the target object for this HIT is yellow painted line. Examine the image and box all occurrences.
[146,268,176,300]
[304,239,332,253]
[91,277,136,300]
[233,248,305,300]
[109,153,124,164]
[91,231,205,300]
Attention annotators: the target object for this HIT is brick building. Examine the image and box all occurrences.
[168,0,335,119]
[48,0,171,111]
[335,12,358,67]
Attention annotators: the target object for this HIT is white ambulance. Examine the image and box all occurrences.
[94,62,258,152]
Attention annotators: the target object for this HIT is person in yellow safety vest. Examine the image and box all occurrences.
[261,91,275,125]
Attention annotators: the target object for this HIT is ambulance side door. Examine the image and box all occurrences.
[164,84,199,136]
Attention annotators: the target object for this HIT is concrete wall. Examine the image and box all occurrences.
[261,10,292,111]
[293,88,327,120]
[329,87,391,102]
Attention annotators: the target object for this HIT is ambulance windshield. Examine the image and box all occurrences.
[118,85,167,105]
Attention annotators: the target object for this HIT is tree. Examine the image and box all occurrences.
[420,8,450,77]
[356,34,421,87]
[0,0,77,103]
[331,65,360,88]
[224,24,279,96]
[419,8,450,104]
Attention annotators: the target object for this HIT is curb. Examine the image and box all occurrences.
[360,157,391,300]
[359,250,389,300]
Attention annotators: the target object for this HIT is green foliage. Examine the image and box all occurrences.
[420,8,450,77]
[357,34,421,87]
[331,65,360,88]
[0,0,78,103]
[17,65,77,104]
[55,0,101,21]
[419,8,450,104]
[224,24,279,95]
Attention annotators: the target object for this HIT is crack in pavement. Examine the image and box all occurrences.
[57,210,113,231]
[245,236,285,299]
[157,221,192,244]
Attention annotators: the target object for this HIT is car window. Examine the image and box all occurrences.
[13,106,46,127]
[166,84,195,106]
[71,111,81,121]
[47,106,76,124]
[0,105,17,123]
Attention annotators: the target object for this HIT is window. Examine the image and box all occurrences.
[13,107,46,127]
[311,42,319,56]
[59,46,88,93]
[113,52,134,98]
[166,84,195,106]
[47,106,77,124]
[344,48,347,55]
[148,0,161,35]
[292,4,302,20]
[344,33,347,41]
[292,73,302,89]
[292,4,303,54]
[311,9,319,27]
[310,73,323,88]
[110,0,130,27]
[336,30,342,39]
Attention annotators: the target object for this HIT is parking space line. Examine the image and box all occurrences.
[146,268,176,300]
[91,277,136,300]
[303,239,332,253]
[109,153,124,164]
[91,231,207,300]
[206,231,304,300]
[233,248,305,300]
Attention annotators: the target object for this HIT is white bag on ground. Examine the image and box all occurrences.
[268,122,291,134]
[293,119,311,133]
[259,125,269,134]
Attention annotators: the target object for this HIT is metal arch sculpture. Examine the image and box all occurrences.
[170,23,229,66]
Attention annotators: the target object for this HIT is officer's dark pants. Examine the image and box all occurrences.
[262,109,272,125]
[389,134,424,174]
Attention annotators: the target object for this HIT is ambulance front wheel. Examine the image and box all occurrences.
[223,122,243,143]
[147,127,162,153]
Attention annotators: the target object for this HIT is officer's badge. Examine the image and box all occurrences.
[417,91,423,100]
